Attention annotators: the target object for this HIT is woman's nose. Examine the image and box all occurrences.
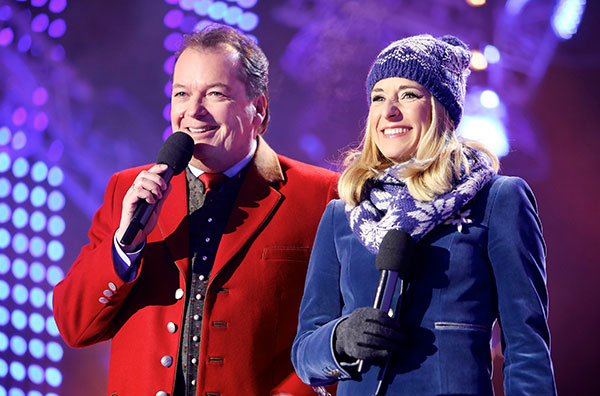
[385,102,402,119]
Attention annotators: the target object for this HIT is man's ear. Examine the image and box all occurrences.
[252,94,267,127]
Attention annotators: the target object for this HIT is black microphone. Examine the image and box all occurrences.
[119,131,194,246]
[357,229,413,374]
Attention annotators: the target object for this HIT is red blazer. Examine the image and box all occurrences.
[53,138,339,395]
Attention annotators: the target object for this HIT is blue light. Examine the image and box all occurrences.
[29,262,46,283]
[10,335,27,356]
[12,233,29,254]
[31,13,50,32]
[45,366,62,387]
[12,207,28,229]
[47,166,63,186]
[483,45,501,64]
[208,1,227,20]
[49,0,67,14]
[30,186,48,207]
[193,0,211,16]
[12,258,28,279]
[46,290,53,311]
[17,34,32,52]
[224,5,242,25]
[11,309,28,330]
[0,127,11,146]
[12,158,29,178]
[46,341,63,362]
[47,240,64,261]
[29,236,46,258]
[46,265,64,286]
[237,0,257,8]
[12,130,26,149]
[47,18,66,38]
[46,316,59,337]
[30,287,46,308]
[28,364,44,385]
[0,280,9,301]
[47,190,65,211]
[8,389,25,396]
[238,11,258,31]
[0,203,10,223]
[29,313,45,334]
[31,161,48,182]
[0,254,8,274]
[50,44,65,62]
[480,89,500,109]
[9,361,26,381]
[0,333,6,352]
[0,307,8,325]
[12,182,29,203]
[31,0,48,6]
[552,0,586,40]
[47,215,65,236]
[30,211,47,232]
[27,391,43,396]
[0,228,10,249]
[29,338,45,359]
[299,133,325,161]
[0,178,11,198]
[459,115,510,157]
[12,284,29,305]
[0,153,10,171]
[0,5,12,21]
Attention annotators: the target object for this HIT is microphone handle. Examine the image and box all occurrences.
[119,166,175,246]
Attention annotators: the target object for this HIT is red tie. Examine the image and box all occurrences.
[198,172,227,193]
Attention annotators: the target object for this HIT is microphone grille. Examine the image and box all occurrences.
[375,229,414,277]
[156,131,195,175]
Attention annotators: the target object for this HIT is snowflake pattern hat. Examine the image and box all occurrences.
[366,34,472,128]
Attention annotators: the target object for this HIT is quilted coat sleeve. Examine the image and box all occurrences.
[487,177,557,396]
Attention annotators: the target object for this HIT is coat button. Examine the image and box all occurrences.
[167,322,177,333]
[156,392,168,396]
[161,355,173,368]
[175,288,184,300]
[108,282,117,292]
[199,275,205,281]
[103,290,114,298]
[99,297,109,304]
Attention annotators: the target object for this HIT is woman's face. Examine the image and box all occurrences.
[369,77,432,163]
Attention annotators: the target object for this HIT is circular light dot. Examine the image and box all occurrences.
[46,290,53,311]
[11,309,27,330]
[208,1,227,20]
[162,103,171,122]
[10,335,27,356]
[28,364,45,385]
[31,0,48,7]
[45,366,62,387]
[12,158,29,178]
[18,34,32,52]
[31,13,50,32]
[32,87,48,106]
[48,140,63,162]
[12,233,29,254]
[0,203,10,223]
[193,0,211,16]
[30,186,48,207]
[47,18,66,38]
[0,306,8,325]
[31,161,48,182]
[46,316,59,337]
[237,0,257,8]
[0,332,7,352]
[470,50,488,71]
[29,262,46,283]
[47,215,65,236]
[12,182,30,203]
[47,190,65,211]
[9,361,26,381]
[0,128,11,146]
[29,236,46,258]
[29,338,45,359]
[12,284,29,305]
[47,240,64,261]
[162,126,173,142]
[46,341,63,362]
[29,313,45,334]
[0,280,9,300]
[0,178,11,198]
[47,166,63,186]
[163,9,183,28]
[238,11,258,31]
[11,131,26,150]
[163,79,173,98]
[0,27,14,46]
[0,229,10,249]
[0,154,9,174]
[30,211,47,232]
[12,207,28,229]
[180,0,195,10]
[46,265,64,286]
[224,6,242,24]
[484,44,501,64]
[28,391,43,396]
[9,388,25,396]
[163,32,182,52]
[33,112,49,131]
[12,107,27,126]
[50,44,65,61]
[480,89,500,109]
[163,55,175,75]
[30,287,46,308]
[0,5,13,21]
[49,0,67,14]
[0,254,9,274]
[12,258,28,279]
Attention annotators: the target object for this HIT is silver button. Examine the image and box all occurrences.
[108,282,117,292]
[191,358,197,364]
[207,218,213,222]
[191,379,196,386]
[199,275,205,281]
[193,314,200,320]
[192,335,199,342]
[167,322,177,333]
[195,293,202,300]
[205,237,210,242]
[202,256,207,261]
[161,355,173,367]
[175,288,184,300]
[156,392,168,396]
[103,290,113,298]
[99,297,109,304]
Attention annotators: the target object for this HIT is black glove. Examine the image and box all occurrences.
[334,307,404,364]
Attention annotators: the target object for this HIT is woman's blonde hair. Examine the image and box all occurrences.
[338,96,499,205]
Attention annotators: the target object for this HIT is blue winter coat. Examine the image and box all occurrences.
[292,175,556,395]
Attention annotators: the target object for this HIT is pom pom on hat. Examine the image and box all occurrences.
[366,34,472,128]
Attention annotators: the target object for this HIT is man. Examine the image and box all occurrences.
[53,24,338,395]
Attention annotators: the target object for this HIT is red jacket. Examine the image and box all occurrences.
[53,138,339,395]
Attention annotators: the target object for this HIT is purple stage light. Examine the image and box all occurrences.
[9,361,26,381]
[33,112,49,131]
[48,18,66,38]
[17,34,32,52]
[46,265,63,287]
[12,131,27,150]
[32,87,49,106]
[12,233,29,255]
[29,312,45,334]
[0,178,11,198]
[163,31,183,51]
[47,216,65,237]
[163,55,175,75]
[31,0,48,7]
[0,27,14,46]
[0,5,12,21]
[164,0,178,4]
[164,9,184,28]
[48,0,67,14]
[164,80,173,98]
[11,309,27,331]
[163,103,171,122]
[47,140,63,162]
[31,13,50,32]
[28,364,45,385]
[12,107,27,126]
[30,187,48,208]
[181,15,199,33]
[163,125,173,141]
[50,44,65,61]
[12,208,28,229]
[45,366,62,387]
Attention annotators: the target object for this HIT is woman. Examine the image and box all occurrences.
[292,34,556,395]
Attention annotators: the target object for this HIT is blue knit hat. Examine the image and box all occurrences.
[366,34,472,127]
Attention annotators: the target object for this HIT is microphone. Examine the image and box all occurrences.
[357,229,413,374]
[119,131,194,246]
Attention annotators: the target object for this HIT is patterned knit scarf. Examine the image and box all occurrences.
[346,150,496,254]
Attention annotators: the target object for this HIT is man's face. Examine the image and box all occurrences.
[170,45,265,173]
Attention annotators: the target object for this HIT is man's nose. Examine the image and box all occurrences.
[186,100,208,118]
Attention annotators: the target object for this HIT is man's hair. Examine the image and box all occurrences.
[175,24,270,134]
